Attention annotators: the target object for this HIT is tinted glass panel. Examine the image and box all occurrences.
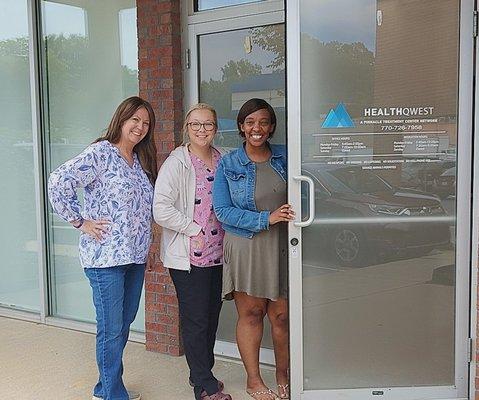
[198,24,285,346]
[199,25,285,150]
[300,0,458,390]
[0,0,40,312]
[43,1,145,331]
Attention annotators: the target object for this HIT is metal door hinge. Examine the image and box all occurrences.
[468,337,474,363]
[473,11,478,38]
[185,48,191,69]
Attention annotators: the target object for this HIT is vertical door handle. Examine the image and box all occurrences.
[293,175,315,227]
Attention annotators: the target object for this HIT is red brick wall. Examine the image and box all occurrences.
[137,0,184,356]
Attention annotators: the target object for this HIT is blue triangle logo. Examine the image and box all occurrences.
[321,102,355,128]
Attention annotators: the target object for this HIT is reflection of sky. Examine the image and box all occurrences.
[119,8,138,70]
[43,2,87,37]
[301,0,377,52]
[200,27,281,81]
[0,1,137,70]
[197,0,262,11]
[0,2,86,39]
[0,0,28,40]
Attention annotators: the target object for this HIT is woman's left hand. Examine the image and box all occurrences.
[269,204,295,225]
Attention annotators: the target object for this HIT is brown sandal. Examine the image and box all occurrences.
[246,388,280,400]
[277,384,289,399]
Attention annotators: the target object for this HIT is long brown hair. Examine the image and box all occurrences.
[95,96,157,183]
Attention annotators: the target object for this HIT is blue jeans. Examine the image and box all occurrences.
[84,263,145,400]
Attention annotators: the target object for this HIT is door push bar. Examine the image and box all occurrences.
[293,175,315,227]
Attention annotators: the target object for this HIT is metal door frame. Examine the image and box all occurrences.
[287,1,474,398]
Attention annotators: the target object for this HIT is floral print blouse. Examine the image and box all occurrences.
[189,150,224,267]
[48,140,154,268]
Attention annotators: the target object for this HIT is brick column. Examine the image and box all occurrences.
[137,0,184,356]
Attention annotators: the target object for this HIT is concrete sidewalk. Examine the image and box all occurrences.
[0,317,275,400]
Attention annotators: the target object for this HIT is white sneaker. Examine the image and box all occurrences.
[92,390,141,400]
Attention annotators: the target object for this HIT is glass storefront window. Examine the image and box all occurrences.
[43,0,144,331]
[195,0,265,12]
[0,0,40,312]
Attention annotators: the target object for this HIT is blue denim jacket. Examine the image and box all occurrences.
[212,143,287,239]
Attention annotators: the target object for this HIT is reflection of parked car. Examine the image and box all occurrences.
[401,161,455,199]
[301,164,451,267]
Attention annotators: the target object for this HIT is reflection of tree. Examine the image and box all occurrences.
[301,34,374,117]
[200,25,287,119]
[221,59,262,81]
[0,37,31,136]
[251,25,285,71]
[0,35,138,142]
[201,59,262,118]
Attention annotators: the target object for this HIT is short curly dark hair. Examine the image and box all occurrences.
[237,98,277,138]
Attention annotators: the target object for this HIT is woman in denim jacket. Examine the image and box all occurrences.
[213,98,294,400]
[153,103,232,400]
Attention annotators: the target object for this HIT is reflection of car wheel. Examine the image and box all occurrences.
[331,227,368,267]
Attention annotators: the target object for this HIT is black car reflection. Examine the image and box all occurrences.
[301,164,451,267]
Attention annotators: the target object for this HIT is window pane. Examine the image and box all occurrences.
[0,0,40,311]
[199,25,285,151]
[43,0,144,331]
[196,0,265,12]
[198,24,285,347]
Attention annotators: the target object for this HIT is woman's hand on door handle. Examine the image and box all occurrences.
[269,204,295,225]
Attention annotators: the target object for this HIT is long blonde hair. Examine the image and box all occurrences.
[182,103,218,144]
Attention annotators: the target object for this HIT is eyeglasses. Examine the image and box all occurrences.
[187,122,216,131]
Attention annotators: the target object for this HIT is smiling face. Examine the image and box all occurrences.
[187,109,217,148]
[240,108,275,148]
[119,106,150,148]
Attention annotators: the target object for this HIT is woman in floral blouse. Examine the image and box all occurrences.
[153,103,231,400]
[48,96,157,400]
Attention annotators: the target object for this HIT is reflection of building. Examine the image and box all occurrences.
[369,0,459,183]
[374,0,459,119]
[230,72,285,110]
[373,0,458,162]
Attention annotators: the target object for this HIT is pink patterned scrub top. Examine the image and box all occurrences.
[189,149,225,267]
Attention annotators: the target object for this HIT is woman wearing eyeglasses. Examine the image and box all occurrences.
[153,103,231,400]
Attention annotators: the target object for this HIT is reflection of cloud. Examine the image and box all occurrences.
[302,0,377,52]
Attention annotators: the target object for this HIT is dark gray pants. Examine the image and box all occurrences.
[169,265,223,399]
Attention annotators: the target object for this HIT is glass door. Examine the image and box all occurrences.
[185,0,284,362]
[287,0,473,399]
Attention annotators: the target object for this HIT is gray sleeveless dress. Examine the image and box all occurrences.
[222,161,288,301]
